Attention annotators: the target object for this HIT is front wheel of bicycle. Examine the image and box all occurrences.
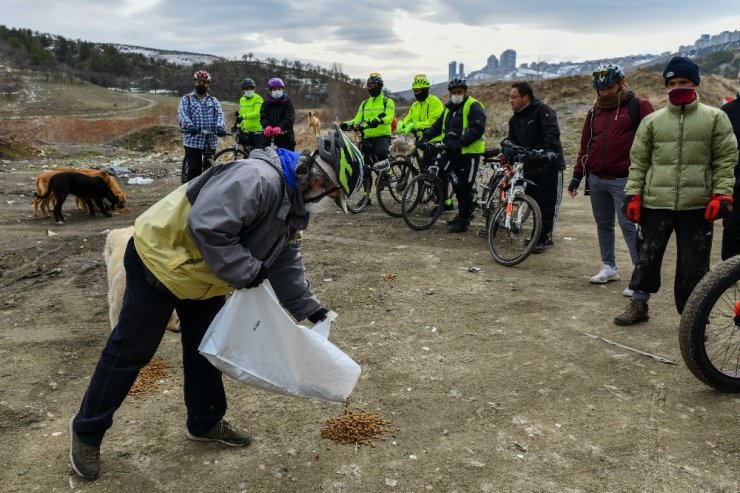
[678,255,740,392]
[213,148,247,164]
[488,194,542,266]
[346,168,373,213]
[401,173,445,230]
[376,159,417,218]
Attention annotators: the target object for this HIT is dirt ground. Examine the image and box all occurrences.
[0,145,738,493]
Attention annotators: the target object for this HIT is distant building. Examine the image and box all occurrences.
[448,61,457,81]
[486,55,500,72]
[501,49,517,69]
[458,63,465,79]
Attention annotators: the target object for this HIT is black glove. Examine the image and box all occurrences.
[244,264,268,289]
[365,119,381,129]
[307,307,329,323]
[544,151,559,162]
[443,133,461,153]
[621,195,634,216]
[339,121,351,131]
[567,177,581,193]
[216,126,228,137]
[184,125,200,135]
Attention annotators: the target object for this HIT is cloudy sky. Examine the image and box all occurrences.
[5,1,740,91]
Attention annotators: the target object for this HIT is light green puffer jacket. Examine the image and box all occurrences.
[625,97,738,210]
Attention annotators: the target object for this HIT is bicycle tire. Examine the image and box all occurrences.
[480,172,506,233]
[488,194,542,266]
[213,148,248,164]
[401,173,444,230]
[678,255,740,392]
[376,159,417,218]
[346,169,373,213]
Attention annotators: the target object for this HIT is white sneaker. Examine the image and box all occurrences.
[622,287,634,297]
[590,264,620,284]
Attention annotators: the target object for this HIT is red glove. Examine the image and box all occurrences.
[272,126,283,136]
[625,195,641,223]
[263,126,273,137]
[704,194,734,221]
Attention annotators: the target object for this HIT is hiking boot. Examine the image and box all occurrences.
[448,218,470,233]
[69,416,100,480]
[622,287,634,297]
[590,264,620,284]
[187,419,251,447]
[532,239,546,254]
[613,300,649,326]
[446,214,463,225]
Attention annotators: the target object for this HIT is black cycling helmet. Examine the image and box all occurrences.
[447,77,468,91]
[592,64,625,90]
[240,77,256,89]
[366,72,384,87]
[316,124,364,199]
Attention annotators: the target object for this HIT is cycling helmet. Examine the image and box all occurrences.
[267,77,284,89]
[316,124,364,197]
[367,72,384,87]
[193,70,211,82]
[240,77,255,89]
[592,64,624,89]
[447,77,468,91]
[411,74,430,90]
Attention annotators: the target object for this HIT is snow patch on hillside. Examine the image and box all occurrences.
[113,45,222,67]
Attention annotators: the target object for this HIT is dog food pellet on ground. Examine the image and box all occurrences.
[128,358,172,398]
[320,408,394,446]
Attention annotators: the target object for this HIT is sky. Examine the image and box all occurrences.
[4,1,740,92]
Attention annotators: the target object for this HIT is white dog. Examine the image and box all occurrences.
[104,226,180,333]
[308,111,321,136]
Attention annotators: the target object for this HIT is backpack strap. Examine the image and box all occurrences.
[627,96,641,131]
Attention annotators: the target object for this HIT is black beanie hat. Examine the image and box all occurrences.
[662,56,700,87]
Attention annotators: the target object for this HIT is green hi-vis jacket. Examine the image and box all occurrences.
[350,94,395,138]
[239,93,264,133]
[400,95,444,142]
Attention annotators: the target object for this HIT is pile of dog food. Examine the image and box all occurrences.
[128,358,171,398]
[321,407,393,447]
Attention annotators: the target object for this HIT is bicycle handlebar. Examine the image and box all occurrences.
[501,139,547,160]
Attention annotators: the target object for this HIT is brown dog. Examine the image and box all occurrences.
[308,111,321,136]
[105,227,180,333]
[33,168,127,217]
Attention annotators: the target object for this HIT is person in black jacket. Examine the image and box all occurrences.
[423,78,487,233]
[260,77,296,150]
[506,82,565,253]
[720,88,740,259]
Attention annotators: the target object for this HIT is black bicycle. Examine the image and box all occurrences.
[343,121,396,214]
[213,114,256,163]
[678,255,740,392]
[181,129,231,183]
[375,133,423,218]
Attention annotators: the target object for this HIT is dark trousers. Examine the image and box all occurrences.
[239,131,265,150]
[629,208,713,314]
[272,133,295,151]
[182,146,215,183]
[449,153,480,220]
[721,207,740,260]
[363,136,391,163]
[73,239,226,446]
[525,168,563,242]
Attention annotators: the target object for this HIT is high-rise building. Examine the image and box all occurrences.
[486,55,500,72]
[458,63,465,79]
[500,49,517,69]
[448,61,457,81]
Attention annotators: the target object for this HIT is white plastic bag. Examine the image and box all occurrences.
[198,281,360,403]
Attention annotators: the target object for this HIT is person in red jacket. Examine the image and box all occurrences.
[568,64,653,296]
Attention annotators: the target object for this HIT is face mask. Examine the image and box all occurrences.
[450,94,464,104]
[195,85,207,95]
[368,87,382,97]
[414,90,429,102]
[271,89,284,98]
[668,87,697,106]
[243,90,254,97]
[305,195,337,214]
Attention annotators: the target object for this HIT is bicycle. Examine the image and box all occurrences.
[486,141,544,266]
[213,115,254,163]
[678,255,740,392]
[181,129,231,183]
[375,133,423,218]
[342,121,396,214]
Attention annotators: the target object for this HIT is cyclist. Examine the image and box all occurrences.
[260,77,296,150]
[397,74,444,142]
[237,77,265,150]
[340,72,395,164]
[423,77,486,233]
[178,70,227,183]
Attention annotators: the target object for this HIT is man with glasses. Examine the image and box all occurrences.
[505,82,565,253]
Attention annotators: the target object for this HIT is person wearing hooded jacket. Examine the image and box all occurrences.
[614,56,738,326]
[68,127,364,480]
[506,81,565,253]
[260,77,296,150]
[341,72,395,164]
[423,77,486,232]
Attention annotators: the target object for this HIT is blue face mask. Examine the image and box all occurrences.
[271,89,284,98]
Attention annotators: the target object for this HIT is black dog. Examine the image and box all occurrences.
[35,172,120,224]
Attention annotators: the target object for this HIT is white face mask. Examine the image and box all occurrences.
[450,94,464,104]
[243,90,254,97]
[305,196,337,214]
[271,89,284,98]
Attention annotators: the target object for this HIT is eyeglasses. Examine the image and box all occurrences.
[508,95,521,101]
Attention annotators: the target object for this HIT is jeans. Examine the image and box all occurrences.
[588,174,640,268]
[73,238,226,446]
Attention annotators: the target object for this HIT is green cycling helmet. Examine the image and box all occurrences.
[316,124,364,197]
[411,73,431,89]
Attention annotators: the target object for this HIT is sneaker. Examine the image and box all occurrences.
[69,416,100,480]
[532,240,546,254]
[622,287,634,297]
[187,419,251,447]
[613,300,649,326]
[590,264,620,284]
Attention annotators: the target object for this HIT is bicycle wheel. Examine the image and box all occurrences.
[678,255,740,392]
[346,168,373,213]
[213,148,247,164]
[376,159,417,218]
[401,173,444,230]
[480,172,505,234]
[488,194,542,266]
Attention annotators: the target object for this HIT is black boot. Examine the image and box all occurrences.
[448,217,470,233]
